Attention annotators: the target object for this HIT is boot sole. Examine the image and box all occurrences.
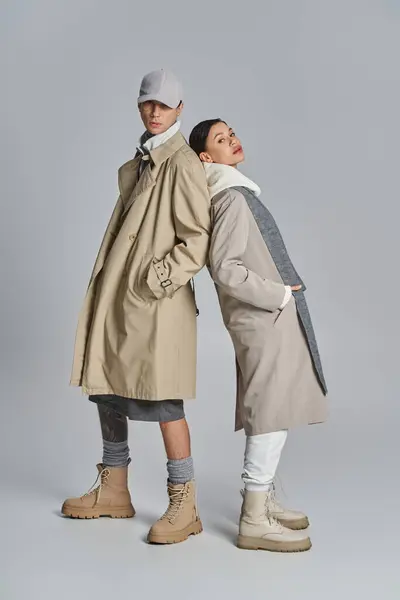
[276,516,310,530]
[61,504,136,519]
[237,534,312,553]
[147,518,203,545]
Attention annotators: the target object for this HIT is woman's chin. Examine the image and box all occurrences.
[232,155,245,167]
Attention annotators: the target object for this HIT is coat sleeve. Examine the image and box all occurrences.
[209,189,287,311]
[145,159,211,299]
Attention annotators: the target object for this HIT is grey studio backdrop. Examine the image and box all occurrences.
[1,1,399,599]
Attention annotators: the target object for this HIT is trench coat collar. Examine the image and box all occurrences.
[148,130,186,167]
[118,130,186,212]
[118,156,141,204]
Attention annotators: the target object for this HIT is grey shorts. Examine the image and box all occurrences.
[88,394,185,423]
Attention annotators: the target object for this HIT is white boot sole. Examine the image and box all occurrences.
[237,534,312,553]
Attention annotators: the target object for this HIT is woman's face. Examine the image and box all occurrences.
[200,122,245,166]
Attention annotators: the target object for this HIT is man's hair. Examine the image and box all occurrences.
[189,119,226,156]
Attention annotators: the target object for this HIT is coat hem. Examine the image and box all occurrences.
[235,412,329,436]
[70,382,195,401]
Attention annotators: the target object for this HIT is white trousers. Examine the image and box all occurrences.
[242,430,288,492]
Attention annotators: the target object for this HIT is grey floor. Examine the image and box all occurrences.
[2,346,398,600]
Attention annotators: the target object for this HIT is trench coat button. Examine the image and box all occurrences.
[129,234,136,241]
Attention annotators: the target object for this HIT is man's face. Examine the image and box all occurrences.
[138,100,183,135]
[200,122,245,166]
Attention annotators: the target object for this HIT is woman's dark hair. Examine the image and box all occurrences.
[189,119,226,156]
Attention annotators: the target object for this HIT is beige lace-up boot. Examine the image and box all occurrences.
[237,490,311,552]
[61,463,135,519]
[147,481,202,544]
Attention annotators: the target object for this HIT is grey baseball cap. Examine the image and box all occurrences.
[137,69,183,109]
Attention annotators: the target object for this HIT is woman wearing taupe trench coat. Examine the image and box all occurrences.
[189,118,328,553]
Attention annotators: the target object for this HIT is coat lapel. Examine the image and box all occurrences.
[123,163,156,215]
[118,156,141,204]
[118,131,187,218]
[118,155,156,217]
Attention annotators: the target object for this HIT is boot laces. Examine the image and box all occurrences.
[267,485,282,513]
[240,488,284,531]
[81,467,110,504]
[265,492,284,531]
[162,486,188,523]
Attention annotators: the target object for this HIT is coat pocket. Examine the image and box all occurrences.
[129,253,158,302]
[273,297,292,327]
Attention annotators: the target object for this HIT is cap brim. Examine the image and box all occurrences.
[137,93,178,109]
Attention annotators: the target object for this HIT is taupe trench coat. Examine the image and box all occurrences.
[210,188,328,435]
[70,132,211,400]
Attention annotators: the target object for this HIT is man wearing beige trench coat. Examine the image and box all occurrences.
[62,70,210,545]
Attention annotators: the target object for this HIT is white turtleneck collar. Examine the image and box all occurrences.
[137,120,181,156]
[203,162,261,199]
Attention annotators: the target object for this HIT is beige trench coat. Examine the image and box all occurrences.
[70,132,211,400]
[210,188,328,435]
